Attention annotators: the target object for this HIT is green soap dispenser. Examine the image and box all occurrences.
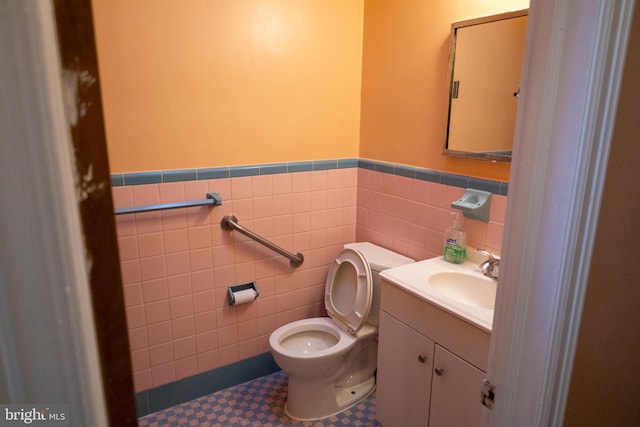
[443,212,466,264]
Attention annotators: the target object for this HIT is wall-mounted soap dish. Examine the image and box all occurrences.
[451,188,492,222]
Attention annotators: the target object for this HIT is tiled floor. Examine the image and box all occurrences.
[138,370,379,427]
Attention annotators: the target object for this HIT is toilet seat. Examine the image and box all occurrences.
[324,248,373,334]
[270,318,355,360]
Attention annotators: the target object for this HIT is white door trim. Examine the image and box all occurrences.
[484,1,635,426]
[0,0,107,424]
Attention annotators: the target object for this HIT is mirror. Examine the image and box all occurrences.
[444,10,528,161]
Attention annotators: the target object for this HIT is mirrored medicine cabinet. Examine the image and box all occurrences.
[444,10,528,162]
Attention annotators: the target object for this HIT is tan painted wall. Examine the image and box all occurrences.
[360,0,528,181]
[92,0,364,173]
[94,0,528,180]
[563,5,640,425]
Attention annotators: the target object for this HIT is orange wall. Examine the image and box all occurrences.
[92,0,364,173]
[93,0,527,181]
[360,0,528,181]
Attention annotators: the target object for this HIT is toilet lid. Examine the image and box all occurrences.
[325,248,373,334]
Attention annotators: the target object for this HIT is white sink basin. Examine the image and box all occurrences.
[428,272,497,310]
[380,256,497,331]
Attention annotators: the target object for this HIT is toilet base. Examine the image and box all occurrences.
[284,375,375,421]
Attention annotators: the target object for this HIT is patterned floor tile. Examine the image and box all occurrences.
[138,370,379,427]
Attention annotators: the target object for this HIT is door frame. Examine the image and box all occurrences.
[0,0,135,424]
[484,1,635,426]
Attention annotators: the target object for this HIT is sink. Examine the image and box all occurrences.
[380,256,498,331]
[428,272,496,310]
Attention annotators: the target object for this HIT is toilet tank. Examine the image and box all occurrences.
[344,242,414,272]
[343,242,414,326]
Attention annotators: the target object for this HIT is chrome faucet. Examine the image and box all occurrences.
[477,249,500,280]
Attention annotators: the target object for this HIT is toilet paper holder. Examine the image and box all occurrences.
[227,282,259,306]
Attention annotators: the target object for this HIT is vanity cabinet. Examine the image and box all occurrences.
[376,280,490,427]
[430,345,485,426]
[376,311,434,426]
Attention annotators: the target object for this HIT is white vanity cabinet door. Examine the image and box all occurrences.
[429,344,486,427]
[376,311,434,427]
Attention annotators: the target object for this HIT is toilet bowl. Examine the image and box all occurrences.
[269,242,414,421]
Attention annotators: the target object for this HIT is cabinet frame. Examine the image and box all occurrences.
[377,280,491,427]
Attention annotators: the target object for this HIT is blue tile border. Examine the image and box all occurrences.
[123,172,162,186]
[338,158,358,168]
[230,165,261,177]
[136,352,280,418]
[260,163,288,175]
[197,167,229,180]
[287,161,314,173]
[356,159,508,194]
[110,174,124,187]
[147,381,182,414]
[162,169,197,183]
[111,158,508,195]
[415,168,441,183]
[314,160,337,171]
[440,172,469,188]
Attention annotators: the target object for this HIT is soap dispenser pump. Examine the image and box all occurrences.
[443,212,466,264]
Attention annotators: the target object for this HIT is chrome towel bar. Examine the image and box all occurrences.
[114,192,222,215]
[220,215,304,268]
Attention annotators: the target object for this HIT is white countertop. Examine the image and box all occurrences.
[380,256,496,332]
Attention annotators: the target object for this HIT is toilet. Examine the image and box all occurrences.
[269,242,414,421]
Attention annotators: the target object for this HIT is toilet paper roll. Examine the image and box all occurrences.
[231,288,256,306]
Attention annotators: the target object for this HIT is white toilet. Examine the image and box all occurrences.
[269,242,414,421]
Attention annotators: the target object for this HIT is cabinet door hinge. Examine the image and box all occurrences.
[481,379,495,409]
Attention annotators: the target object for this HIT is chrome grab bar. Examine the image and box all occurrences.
[220,215,304,268]
[114,192,222,215]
